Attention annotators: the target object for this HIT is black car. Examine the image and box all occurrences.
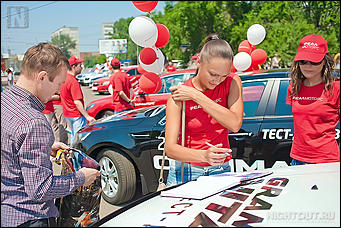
[73,71,340,205]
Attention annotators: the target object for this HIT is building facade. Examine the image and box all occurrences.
[102,23,114,40]
[51,26,80,57]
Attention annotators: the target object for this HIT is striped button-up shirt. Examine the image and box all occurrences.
[1,84,85,227]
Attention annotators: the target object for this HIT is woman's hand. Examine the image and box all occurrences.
[204,144,232,166]
[169,85,199,102]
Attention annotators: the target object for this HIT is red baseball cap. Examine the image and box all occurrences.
[111,58,121,66]
[68,56,85,66]
[294,34,328,62]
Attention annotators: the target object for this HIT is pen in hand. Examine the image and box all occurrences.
[205,142,232,156]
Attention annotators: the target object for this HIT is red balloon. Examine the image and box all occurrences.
[155,24,170,48]
[238,40,256,55]
[139,72,162,94]
[230,64,237,73]
[251,49,267,65]
[238,40,251,54]
[132,1,158,12]
[250,44,256,53]
[245,63,258,72]
[140,48,157,65]
[137,64,147,74]
[252,64,260,71]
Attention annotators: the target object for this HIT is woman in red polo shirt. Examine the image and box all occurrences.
[286,34,340,165]
[164,34,243,186]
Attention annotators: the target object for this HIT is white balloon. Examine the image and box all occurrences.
[247,24,266,45]
[233,52,252,72]
[129,16,158,47]
[139,47,165,74]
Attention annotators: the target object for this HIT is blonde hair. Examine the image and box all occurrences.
[21,42,70,82]
[199,33,234,64]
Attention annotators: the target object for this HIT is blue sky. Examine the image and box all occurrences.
[1,1,166,55]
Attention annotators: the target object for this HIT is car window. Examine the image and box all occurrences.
[242,81,267,117]
[275,80,292,116]
[126,68,140,76]
[159,73,194,94]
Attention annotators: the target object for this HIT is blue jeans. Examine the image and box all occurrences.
[290,158,313,166]
[65,116,87,146]
[166,160,231,187]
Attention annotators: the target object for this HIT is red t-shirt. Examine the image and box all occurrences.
[52,97,62,105]
[111,71,132,111]
[179,75,234,167]
[60,73,85,118]
[286,80,340,163]
[167,65,177,72]
[43,100,55,114]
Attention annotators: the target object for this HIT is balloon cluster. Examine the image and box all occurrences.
[130,1,170,94]
[232,24,268,73]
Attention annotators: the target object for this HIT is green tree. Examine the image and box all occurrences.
[152,1,254,64]
[51,34,76,59]
[106,1,340,68]
[296,1,340,55]
[83,54,107,68]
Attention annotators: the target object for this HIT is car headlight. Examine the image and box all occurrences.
[103,81,110,86]
[86,103,96,111]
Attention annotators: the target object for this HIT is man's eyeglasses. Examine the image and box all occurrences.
[298,59,324,66]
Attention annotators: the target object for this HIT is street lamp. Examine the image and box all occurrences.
[180,44,189,69]
[180,44,188,53]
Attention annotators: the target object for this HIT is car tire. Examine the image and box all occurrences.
[98,110,115,119]
[97,149,136,205]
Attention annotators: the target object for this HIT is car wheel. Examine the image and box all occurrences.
[98,110,115,119]
[97,149,136,205]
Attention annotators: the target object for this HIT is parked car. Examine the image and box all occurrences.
[73,70,340,205]
[86,69,196,119]
[83,70,111,87]
[91,66,142,95]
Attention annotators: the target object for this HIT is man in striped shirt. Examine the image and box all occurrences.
[1,43,100,227]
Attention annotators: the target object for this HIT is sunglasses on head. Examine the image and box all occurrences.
[298,59,324,66]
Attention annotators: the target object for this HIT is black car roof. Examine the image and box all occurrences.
[238,71,290,81]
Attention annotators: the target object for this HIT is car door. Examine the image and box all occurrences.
[228,79,275,172]
[148,113,169,183]
[259,78,294,168]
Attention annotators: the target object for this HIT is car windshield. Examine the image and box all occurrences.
[158,73,195,94]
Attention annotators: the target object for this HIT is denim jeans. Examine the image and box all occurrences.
[166,160,231,187]
[65,116,87,146]
[290,158,313,166]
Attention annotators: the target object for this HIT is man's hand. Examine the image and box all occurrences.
[86,116,96,123]
[79,167,101,186]
[128,99,135,107]
[51,142,70,157]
